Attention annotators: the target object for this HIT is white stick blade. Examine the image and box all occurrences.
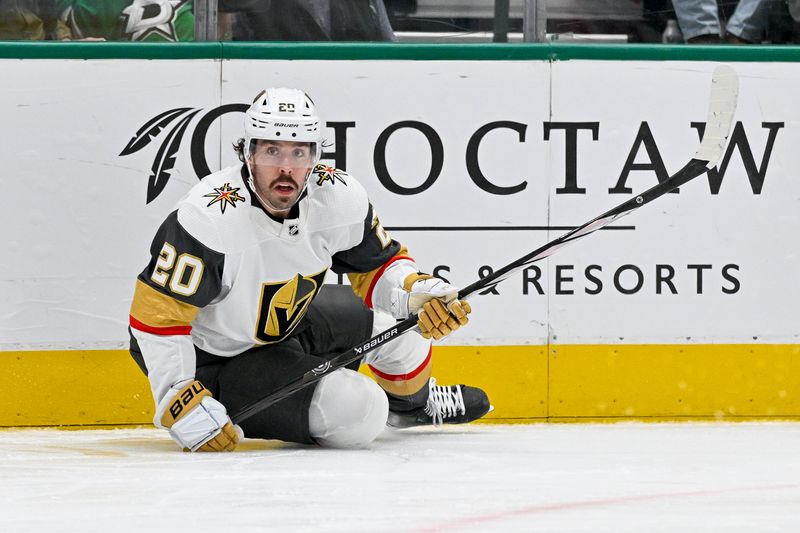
[694,64,739,165]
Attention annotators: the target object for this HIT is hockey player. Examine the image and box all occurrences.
[129,88,490,452]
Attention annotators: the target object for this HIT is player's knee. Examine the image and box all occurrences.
[308,369,388,449]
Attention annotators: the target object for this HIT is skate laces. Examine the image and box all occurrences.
[424,378,466,426]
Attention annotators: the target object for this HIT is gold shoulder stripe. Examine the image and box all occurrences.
[130,279,200,329]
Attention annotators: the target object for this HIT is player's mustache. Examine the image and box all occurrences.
[270,175,297,188]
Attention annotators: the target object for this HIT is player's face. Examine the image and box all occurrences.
[249,140,315,214]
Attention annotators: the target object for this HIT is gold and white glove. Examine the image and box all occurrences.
[157,380,243,452]
[401,274,472,340]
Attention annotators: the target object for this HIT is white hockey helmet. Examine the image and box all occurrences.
[244,87,323,162]
[242,88,323,213]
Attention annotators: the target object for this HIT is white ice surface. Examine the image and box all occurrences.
[1,423,799,532]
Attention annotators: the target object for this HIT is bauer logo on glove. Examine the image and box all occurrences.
[168,381,209,420]
[158,380,244,452]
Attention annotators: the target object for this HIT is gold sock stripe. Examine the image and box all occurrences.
[369,358,432,397]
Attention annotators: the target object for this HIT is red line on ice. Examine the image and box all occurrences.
[418,483,800,532]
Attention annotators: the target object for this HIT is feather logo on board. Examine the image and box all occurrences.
[119,103,251,204]
[119,107,201,204]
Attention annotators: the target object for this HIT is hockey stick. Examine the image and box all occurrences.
[231,65,738,425]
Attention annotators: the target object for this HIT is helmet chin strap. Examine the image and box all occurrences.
[246,160,312,214]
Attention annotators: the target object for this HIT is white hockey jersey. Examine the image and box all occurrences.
[129,163,416,410]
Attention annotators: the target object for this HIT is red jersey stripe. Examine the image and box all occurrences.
[129,315,192,336]
[365,255,414,308]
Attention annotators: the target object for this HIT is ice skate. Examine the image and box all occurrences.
[387,378,491,428]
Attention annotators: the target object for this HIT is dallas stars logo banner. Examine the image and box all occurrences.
[60,0,194,42]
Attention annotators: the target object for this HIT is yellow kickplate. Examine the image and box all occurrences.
[549,344,800,419]
[401,345,548,422]
[0,350,153,427]
[2,344,798,426]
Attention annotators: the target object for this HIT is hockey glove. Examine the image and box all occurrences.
[158,380,243,452]
[402,274,472,340]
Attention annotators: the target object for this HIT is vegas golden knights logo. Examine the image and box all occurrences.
[254,269,327,344]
